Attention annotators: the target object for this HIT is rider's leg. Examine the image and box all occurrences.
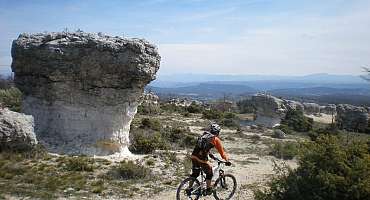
[204,166,214,195]
[188,160,201,188]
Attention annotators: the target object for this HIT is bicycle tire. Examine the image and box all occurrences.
[176,177,201,200]
[213,174,237,200]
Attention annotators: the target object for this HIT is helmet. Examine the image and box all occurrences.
[209,123,221,135]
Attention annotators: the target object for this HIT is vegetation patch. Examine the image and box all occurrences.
[110,160,152,180]
[269,142,299,160]
[281,109,313,132]
[0,87,22,112]
[256,135,370,200]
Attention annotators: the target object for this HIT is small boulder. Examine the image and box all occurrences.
[0,108,37,151]
[273,129,286,139]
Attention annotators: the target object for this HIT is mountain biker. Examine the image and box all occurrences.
[187,123,231,196]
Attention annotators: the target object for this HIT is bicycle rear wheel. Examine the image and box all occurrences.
[213,174,237,200]
[176,177,201,200]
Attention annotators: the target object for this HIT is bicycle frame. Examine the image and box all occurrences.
[189,161,226,196]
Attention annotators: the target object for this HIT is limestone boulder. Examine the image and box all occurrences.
[273,129,286,139]
[251,94,287,127]
[0,108,37,151]
[11,31,160,155]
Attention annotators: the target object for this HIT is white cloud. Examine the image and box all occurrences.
[158,4,370,75]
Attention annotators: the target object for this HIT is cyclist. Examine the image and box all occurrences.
[187,123,231,195]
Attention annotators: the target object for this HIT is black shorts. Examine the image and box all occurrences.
[190,159,213,180]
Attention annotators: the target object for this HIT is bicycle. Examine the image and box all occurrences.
[176,155,237,200]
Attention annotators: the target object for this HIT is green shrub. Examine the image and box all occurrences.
[140,118,162,131]
[160,103,186,113]
[61,156,94,172]
[309,123,340,141]
[274,124,293,135]
[186,102,203,113]
[269,142,299,160]
[0,87,22,112]
[281,109,313,132]
[223,112,236,119]
[137,104,160,115]
[129,131,169,154]
[256,135,370,200]
[161,126,197,148]
[111,161,151,180]
[202,109,223,120]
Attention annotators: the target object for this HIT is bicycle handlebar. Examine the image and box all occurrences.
[209,154,232,166]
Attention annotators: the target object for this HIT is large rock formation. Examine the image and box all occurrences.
[320,104,336,115]
[0,108,37,151]
[251,94,287,127]
[336,104,369,132]
[303,103,320,115]
[11,32,160,155]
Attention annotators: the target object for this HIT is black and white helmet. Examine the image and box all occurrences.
[209,123,221,135]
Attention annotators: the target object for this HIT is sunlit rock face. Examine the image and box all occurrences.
[11,32,160,155]
[251,94,287,127]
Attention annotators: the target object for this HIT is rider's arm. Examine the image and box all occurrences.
[212,137,229,161]
[191,155,209,165]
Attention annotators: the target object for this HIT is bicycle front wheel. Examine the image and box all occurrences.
[176,177,201,200]
[213,174,237,200]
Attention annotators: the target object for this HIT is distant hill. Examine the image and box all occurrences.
[148,73,370,105]
[148,83,257,98]
[152,73,367,86]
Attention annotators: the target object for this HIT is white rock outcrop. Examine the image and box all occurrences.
[251,94,287,127]
[11,32,160,155]
[0,108,37,151]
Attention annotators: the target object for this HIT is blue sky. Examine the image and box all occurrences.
[1,0,370,75]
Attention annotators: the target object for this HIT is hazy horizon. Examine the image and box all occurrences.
[1,0,370,76]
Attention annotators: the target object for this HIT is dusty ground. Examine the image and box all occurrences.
[0,112,300,200]
[130,114,298,200]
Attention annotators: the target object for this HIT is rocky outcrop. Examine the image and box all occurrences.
[273,129,286,139]
[0,108,37,151]
[11,32,160,155]
[303,103,320,115]
[320,104,336,115]
[251,94,287,127]
[336,104,369,132]
[140,92,159,107]
[284,100,304,111]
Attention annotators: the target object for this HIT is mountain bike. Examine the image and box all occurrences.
[176,156,237,200]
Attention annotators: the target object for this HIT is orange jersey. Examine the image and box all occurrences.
[210,136,228,161]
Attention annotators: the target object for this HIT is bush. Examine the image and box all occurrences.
[111,160,151,180]
[256,135,370,200]
[129,131,169,154]
[0,87,22,112]
[202,109,223,120]
[281,109,313,132]
[186,102,203,113]
[161,126,197,148]
[61,156,94,172]
[137,104,160,115]
[269,142,299,160]
[140,118,162,131]
[221,118,240,128]
[160,103,186,113]
[274,124,293,135]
